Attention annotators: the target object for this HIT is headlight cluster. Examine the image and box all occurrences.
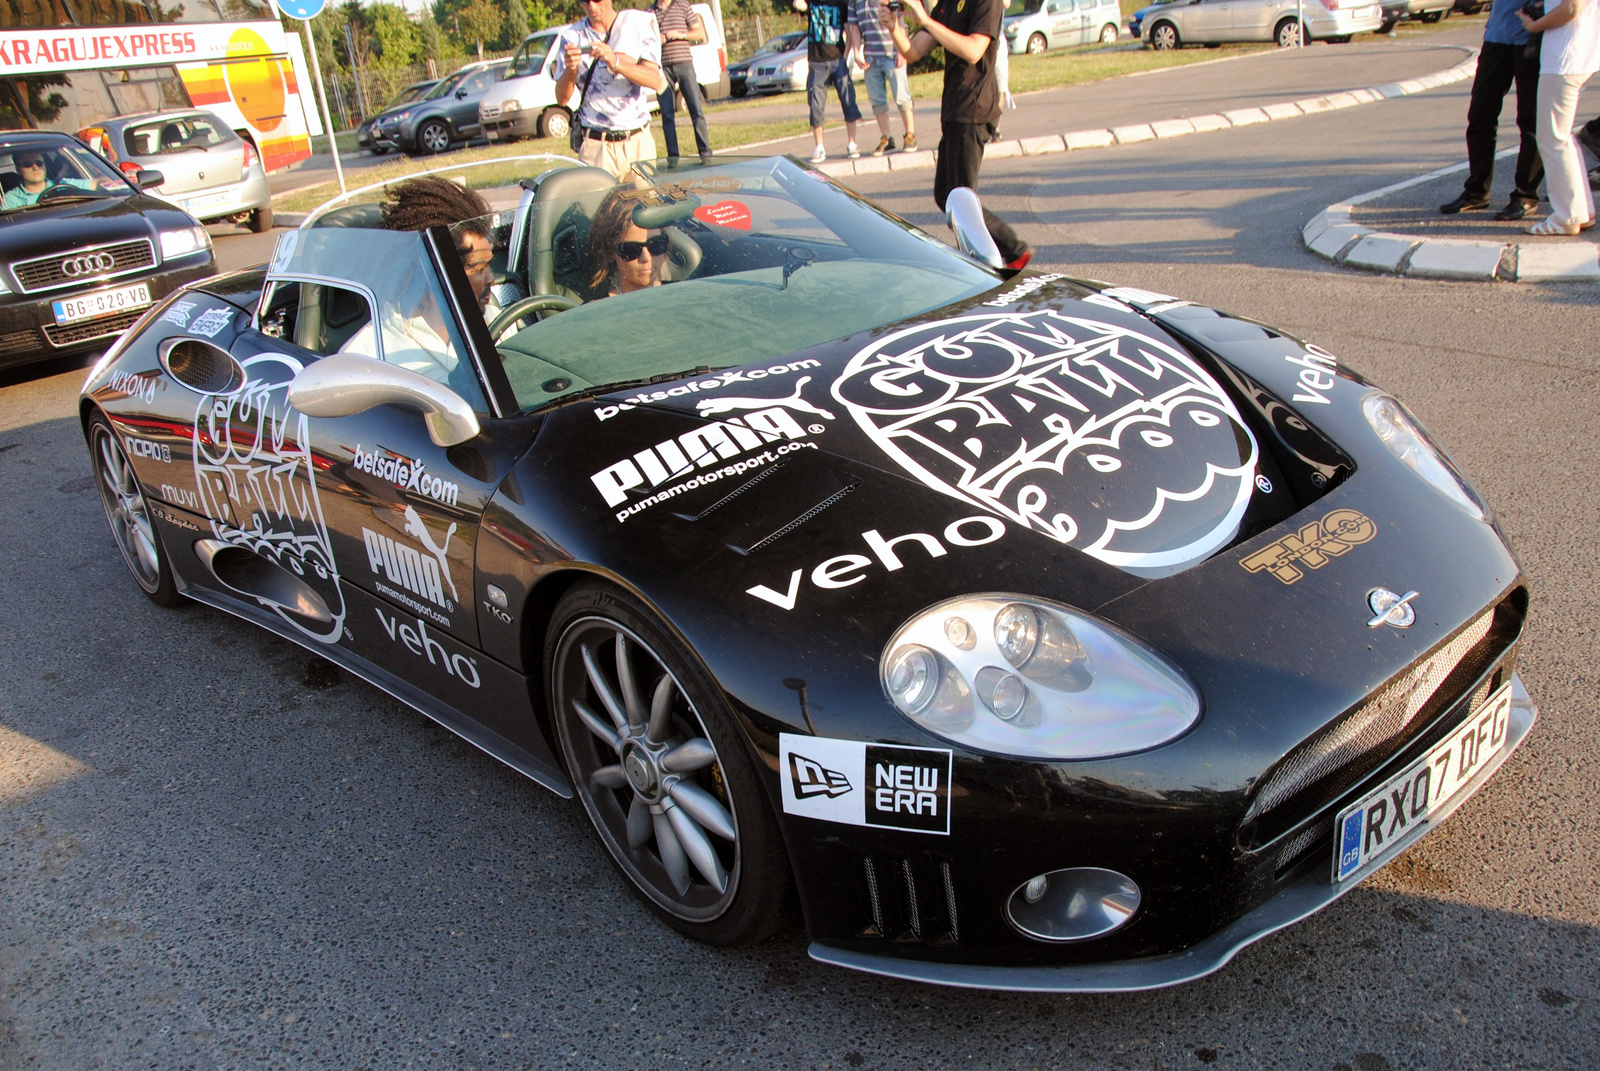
[159,224,211,260]
[501,100,522,113]
[1362,393,1484,520]
[881,595,1201,760]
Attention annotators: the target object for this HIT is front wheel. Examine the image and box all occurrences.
[1150,21,1179,49]
[1275,17,1305,46]
[89,413,182,607]
[417,119,451,154]
[249,204,273,233]
[730,83,748,98]
[1099,22,1118,43]
[547,582,793,946]
[1026,32,1047,54]
[539,107,571,140]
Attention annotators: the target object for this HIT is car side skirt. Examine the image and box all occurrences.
[808,675,1535,992]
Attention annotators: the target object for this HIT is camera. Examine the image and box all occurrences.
[887,0,904,9]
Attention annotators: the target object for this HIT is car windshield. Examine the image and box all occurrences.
[425,70,472,99]
[507,32,559,77]
[756,33,803,55]
[450,156,1001,413]
[0,141,132,212]
[1006,0,1045,13]
[390,81,437,108]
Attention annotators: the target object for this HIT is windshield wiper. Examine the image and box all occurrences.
[11,194,104,212]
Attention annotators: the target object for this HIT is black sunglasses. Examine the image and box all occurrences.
[617,234,670,261]
[16,158,44,167]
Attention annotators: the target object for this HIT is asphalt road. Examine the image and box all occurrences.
[2,24,1597,1070]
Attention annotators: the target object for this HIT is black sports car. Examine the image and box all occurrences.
[0,131,215,371]
[79,155,1534,990]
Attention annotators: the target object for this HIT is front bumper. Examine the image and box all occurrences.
[811,674,1536,991]
[747,71,804,93]
[0,254,214,368]
[483,111,540,141]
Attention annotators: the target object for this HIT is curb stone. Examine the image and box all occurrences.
[815,48,1480,179]
[1300,149,1600,283]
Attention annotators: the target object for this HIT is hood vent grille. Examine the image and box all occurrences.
[746,483,856,552]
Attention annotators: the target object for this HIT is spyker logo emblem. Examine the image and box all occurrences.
[60,252,116,277]
[1367,587,1418,629]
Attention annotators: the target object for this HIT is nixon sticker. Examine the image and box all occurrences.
[778,734,952,835]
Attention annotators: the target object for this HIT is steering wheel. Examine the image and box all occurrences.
[488,294,577,338]
[38,183,86,202]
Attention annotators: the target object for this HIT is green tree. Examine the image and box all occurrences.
[418,9,452,68]
[456,0,502,59]
[368,2,420,69]
[502,0,530,50]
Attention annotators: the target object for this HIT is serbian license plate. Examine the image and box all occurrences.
[51,282,152,325]
[184,191,231,211]
[1333,681,1513,882]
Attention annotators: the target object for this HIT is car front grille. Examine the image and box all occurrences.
[858,854,959,944]
[1243,591,1524,842]
[481,104,499,119]
[43,309,143,348]
[756,66,775,75]
[0,327,41,356]
[13,238,157,294]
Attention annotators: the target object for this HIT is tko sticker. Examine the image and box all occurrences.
[1239,507,1376,584]
[159,299,197,327]
[779,734,953,835]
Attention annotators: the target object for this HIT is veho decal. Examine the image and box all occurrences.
[778,734,953,835]
[830,310,1260,575]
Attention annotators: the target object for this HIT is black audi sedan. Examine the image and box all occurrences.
[0,131,215,372]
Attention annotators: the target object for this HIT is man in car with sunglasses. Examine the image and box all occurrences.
[3,149,97,209]
[556,0,666,182]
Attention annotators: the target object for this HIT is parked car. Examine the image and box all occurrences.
[729,31,807,97]
[76,110,273,232]
[1142,0,1383,49]
[81,154,1535,991]
[730,31,808,96]
[1378,0,1452,32]
[480,25,578,142]
[357,79,438,155]
[372,60,509,155]
[1128,0,1185,38]
[1004,0,1123,54]
[0,131,213,371]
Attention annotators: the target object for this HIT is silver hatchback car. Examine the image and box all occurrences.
[1140,0,1383,48]
[76,110,273,232]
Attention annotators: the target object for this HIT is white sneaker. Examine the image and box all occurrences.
[809,145,827,163]
[847,141,860,159]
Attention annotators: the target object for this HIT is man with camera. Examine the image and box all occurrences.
[555,0,665,181]
[1439,0,1545,219]
[884,0,1032,268]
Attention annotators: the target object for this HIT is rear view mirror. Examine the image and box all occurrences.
[135,169,164,188]
[286,354,481,447]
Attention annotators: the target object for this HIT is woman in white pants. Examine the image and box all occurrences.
[1521,0,1600,234]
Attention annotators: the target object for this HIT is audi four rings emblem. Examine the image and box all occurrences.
[60,252,116,277]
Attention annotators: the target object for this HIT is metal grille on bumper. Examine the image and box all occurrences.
[859,854,960,944]
[0,327,40,356]
[13,239,156,294]
[43,309,144,348]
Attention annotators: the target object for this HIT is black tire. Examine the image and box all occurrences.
[730,83,748,98]
[249,204,273,233]
[538,107,571,140]
[1150,21,1179,50]
[88,412,182,608]
[1420,8,1443,20]
[1379,16,1400,31]
[1275,17,1305,46]
[546,581,793,947]
[417,118,452,155]
[1026,32,1047,54]
[1328,33,1353,42]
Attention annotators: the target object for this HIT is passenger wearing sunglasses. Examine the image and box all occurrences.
[587,191,670,297]
[3,150,96,209]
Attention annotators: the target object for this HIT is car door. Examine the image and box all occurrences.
[450,67,498,138]
[1045,0,1076,45]
[1183,0,1232,40]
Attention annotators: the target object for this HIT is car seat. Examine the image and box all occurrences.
[158,124,185,154]
[0,172,19,194]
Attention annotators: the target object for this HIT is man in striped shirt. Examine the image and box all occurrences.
[848,0,917,155]
[653,0,713,162]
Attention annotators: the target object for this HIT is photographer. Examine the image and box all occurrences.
[884,0,1032,269]
[555,0,665,181]
[1519,0,1599,234]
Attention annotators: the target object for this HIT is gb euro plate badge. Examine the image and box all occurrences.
[779,734,953,835]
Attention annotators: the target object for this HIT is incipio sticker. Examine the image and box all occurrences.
[187,307,233,337]
[779,733,952,835]
[160,299,197,327]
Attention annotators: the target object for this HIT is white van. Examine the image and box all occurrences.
[481,7,726,144]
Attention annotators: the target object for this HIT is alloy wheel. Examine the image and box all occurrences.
[420,121,450,153]
[555,616,740,922]
[1276,18,1303,47]
[1026,33,1047,55]
[1152,22,1178,49]
[92,422,162,593]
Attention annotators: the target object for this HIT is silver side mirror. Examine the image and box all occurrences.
[286,354,481,448]
[945,187,1004,269]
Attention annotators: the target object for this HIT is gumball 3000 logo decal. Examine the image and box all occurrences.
[830,310,1259,574]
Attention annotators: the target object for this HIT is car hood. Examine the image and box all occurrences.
[579,274,1278,583]
[0,192,191,262]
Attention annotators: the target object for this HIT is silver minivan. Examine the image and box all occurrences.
[1004,0,1123,54]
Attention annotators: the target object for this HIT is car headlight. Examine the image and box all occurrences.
[1361,393,1484,520]
[881,595,1201,760]
[159,224,211,260]
[779,61,795,74]
[501,100,522,113]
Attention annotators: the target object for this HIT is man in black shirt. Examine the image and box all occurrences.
[795,0,862,162]
[886,0,1031,268]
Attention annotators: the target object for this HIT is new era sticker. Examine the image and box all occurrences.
[778,733,953,835]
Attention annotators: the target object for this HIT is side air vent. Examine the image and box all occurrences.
[194,539,332,622]
[859,855,959,944]
[160,337,245,395]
